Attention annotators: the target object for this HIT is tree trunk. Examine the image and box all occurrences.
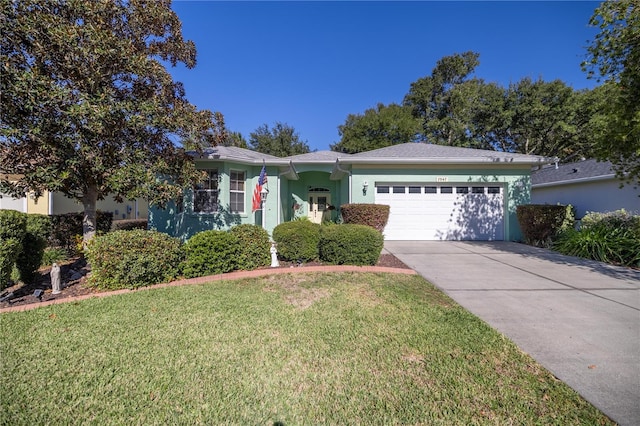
[82,185,99,247]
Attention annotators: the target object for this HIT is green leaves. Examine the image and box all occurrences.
[249,122,311,157]
[1,0,226,242]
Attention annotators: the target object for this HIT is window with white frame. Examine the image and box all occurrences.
[230,170,245,213]
[194,169,218,213]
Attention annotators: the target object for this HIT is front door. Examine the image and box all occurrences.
[308,192,331,224]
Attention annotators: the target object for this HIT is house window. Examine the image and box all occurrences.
[194,169,218,213]
[424,186,437,194]
[471,186,485,194]
[456,187,469,194]
[488,186,501,194]
[230,170,245,213]
[440,186,453,194]
[376,186,389,194]
[393,186,405,194]
[408,186,421,194]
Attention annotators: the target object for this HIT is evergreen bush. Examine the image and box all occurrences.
[111,219,148,231]
[230,224,270,270]
[86,229,183,290]
[16,214,52,284]
[319,224,384,266]
[272,219,321,262]
[340,203,390,232]
[0,210,27,289]
[49,211,113,251]
[554,209,640,267]
[516,204,568,247]
[183,230,239,278]
[0,239,21,290]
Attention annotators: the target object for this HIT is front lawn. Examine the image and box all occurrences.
[0,273,612,425]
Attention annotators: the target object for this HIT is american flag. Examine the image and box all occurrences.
[252,164,268,212]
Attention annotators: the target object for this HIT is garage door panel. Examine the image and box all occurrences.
[376,184,504,241]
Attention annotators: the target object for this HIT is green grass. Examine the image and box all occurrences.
[0,273,612,425]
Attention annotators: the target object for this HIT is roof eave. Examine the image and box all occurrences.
[532,174,617,188]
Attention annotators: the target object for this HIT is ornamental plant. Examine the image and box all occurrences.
[86,229,183,290]
[272,219,321,262]
[182,230,239,278]
[319,224,384,266]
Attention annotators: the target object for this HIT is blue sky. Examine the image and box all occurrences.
[169,1,601,152]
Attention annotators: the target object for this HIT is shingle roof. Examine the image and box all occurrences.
[284,151,349,162]
[199,146,282,163]
[350,143,548,164]
[531,159,615,186]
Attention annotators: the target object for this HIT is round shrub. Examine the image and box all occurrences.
[516,204,569,247]
[0,209,27,241]
[86,229,183,290]
[230,224,270,270]
[272,219,321,262]
[183,230,239,278]
[319,224,384,266]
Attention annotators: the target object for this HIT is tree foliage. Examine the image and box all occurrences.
[331,103,421,153]
[222,131,249,149]
[249,122,310,157]
[0,0,226,243]
[583,0,639,186]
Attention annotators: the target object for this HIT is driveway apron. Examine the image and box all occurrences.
[384,241,640,426]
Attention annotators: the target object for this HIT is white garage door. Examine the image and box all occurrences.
[375,184,504,241]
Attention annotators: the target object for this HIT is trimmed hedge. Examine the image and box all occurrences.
[111,219,148,231]
[86,229,183,290]
[272,219,321,262]
[0,239,21,290]
[16,214,52,284]
[183,230,239,278]
[0,210,27,289]
[230,224,271,270]
[516,204,569,247]
[319,224,384,266]
[340,203,390,232]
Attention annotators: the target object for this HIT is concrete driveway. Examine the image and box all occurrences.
[384,241,640,426]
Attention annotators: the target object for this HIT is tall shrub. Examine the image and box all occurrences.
[340,203,390,232]
[86,229,183,290]
[319,224,384,266]
[230,224,270,270]
[50,211,113,251]
[0,210,26,289]
[16,214,52,284]
[272,219,321,262]
[516,204,568,247]
[183,230,239,278]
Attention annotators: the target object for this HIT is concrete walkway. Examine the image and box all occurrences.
[384,240,640,426]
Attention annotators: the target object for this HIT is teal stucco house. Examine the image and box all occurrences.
[149,143,551,242]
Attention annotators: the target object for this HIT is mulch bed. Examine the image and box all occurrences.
[0,254,410,309]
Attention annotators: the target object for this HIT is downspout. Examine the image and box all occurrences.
[48,191,53,215]
[334,159,352,203]
[277,166,288,226]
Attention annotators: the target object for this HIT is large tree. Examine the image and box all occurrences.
[249,122,310,157]
[0,0,225,244]
[582,0,639,186]
[330,103,421,154]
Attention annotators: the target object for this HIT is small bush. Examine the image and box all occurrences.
[0,239,21,290]
[183,230,239,278]
[516,204,568,247]
[319,224,384,266]
[340,203,390,232]
[16,214,52,284]
[272,219,321,262]
[554,209,640,267]
[41,247,68,266]
[86,229,183,290]
[112,219,148,231]
[0,209,27,241]
[230,224,270,270]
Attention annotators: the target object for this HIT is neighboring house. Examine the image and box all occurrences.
[0,187,148,220]
[150,143,551,241]
[531,159,639,219]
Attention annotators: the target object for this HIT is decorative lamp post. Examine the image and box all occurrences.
[260,186,269,229]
